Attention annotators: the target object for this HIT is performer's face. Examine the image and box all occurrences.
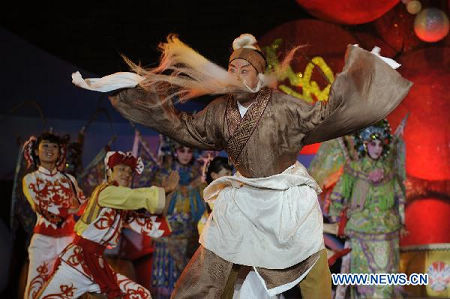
[36,140,59,166]
[211,167,232,180]
[366,139,383,160]
[228,59,259,91]
[176,147,193,165]
[111,164,133,187]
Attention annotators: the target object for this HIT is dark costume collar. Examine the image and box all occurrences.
[225,88,272,166]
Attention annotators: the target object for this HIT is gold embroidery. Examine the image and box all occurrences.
[225,88,272,166]
[225,94,241,137]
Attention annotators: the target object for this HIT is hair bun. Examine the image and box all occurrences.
[232,34,259,51]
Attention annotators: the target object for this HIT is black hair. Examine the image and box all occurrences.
[206,157,232,184]
[353,119,392,160]
[31,132,66,166]
[36,132,64,147]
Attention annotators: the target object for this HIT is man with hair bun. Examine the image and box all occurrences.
[75,32,412,298]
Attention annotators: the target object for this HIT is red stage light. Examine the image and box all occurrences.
[296,0,399,25]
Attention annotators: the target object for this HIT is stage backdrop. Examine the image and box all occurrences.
[259,17,450,249]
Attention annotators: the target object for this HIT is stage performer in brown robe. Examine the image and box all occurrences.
[72,33,412,298]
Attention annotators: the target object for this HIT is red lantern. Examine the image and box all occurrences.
[296,0,399,25]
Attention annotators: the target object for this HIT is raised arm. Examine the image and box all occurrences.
[110,88,226,150]
[98,185,166,214]
[286,45,412,145]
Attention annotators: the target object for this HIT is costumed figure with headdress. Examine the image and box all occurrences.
[73,32,412,298]
[313,119,408,299]
[151,135,206,298]
[35,151,178,298]
[22,132,87,299]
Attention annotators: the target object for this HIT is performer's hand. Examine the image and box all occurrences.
[163,171,180,194]
[108,94,120,107]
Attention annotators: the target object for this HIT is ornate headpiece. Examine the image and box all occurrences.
[157,135,179,158]
[354,119,392,158]
[104,151,144,174]
[229,34,267,74]
[157,135,201,162]
[23,133,67,169]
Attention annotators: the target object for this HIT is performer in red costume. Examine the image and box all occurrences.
[23,132,86,299]
[36,151,178,298]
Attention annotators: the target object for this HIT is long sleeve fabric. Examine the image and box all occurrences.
[308,138,348,190]
[98,185,165,214]
[110,88,227,151]
[110,45,412,178]
[288,45,413,145]
[394,178,406,225]
[124,212,171,238]
[75,183,171,246]
[329,172,354,220]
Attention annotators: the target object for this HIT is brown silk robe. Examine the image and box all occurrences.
[109,45,412,297]
[111,45,412,179]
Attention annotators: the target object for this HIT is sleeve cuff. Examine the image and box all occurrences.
[154,186,166,214]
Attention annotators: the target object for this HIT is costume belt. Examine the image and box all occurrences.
[73,235,121,298]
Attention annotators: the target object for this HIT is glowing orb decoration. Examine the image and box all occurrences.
[296,0,399,24]
[414,8,450,42]
[406,0,422,15]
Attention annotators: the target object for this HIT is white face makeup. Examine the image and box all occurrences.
[228,59,259,90]
[366,139,384,160]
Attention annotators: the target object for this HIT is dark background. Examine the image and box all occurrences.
[0,0,310,75]
[0,1,313,298]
